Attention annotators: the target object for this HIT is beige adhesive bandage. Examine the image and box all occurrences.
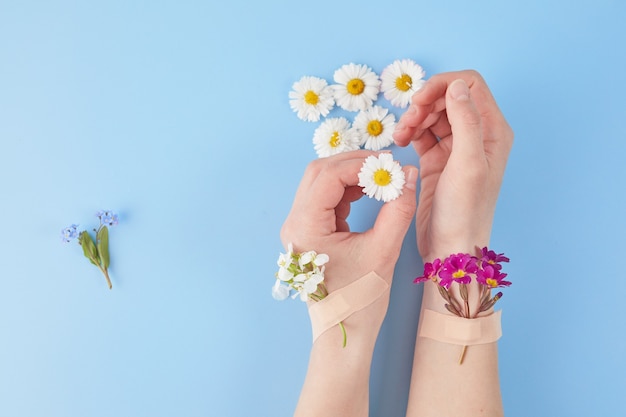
[418,309,502,345]
[308,271,388,342]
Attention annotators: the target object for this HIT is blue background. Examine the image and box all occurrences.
[1,1,625,416]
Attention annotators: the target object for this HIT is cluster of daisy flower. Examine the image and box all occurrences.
[273,243,348,346]
[289,59,426,203]
[61,210,119,290]
[289,59,426,158]
[414,247,511,319]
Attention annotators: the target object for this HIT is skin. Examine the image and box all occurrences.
[282,70,513,416]
[394,70,513,262]
[282,150,418,417]
[395,71,513,417]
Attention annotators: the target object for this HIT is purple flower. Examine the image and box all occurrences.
[61,224,80,243]
[480,247,509,270]
[476,264,511,288]
[414,258,442,284]
[439,253,478,289]
[97,210,119,227]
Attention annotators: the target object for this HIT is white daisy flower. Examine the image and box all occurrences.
[332,63,381,111]
[380,59,426,108]
[289,76,335,122]
[313,117,360,158]
[357,153,405,202]
[353,105,397,151]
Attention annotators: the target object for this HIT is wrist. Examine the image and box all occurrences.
[309,289,389,350]
[421,280,494,317]
[417,247,510,319]
[422,243,486,264]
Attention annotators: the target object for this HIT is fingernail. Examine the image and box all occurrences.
[404,167,418,191]
[405,105,417,117]
[449,79,469,101]
[394,121,406,133]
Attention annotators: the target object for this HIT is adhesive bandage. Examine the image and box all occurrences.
[418,308,502,345]
[308,271,388,342]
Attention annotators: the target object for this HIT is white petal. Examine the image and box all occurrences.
[357,154,405,202]
[277,267,294,281]
[313,253,329,266]
[271,280,290,300]
[299,251,314,266]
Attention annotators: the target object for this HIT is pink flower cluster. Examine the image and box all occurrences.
[415,248,511,363]
[414,247,511,290]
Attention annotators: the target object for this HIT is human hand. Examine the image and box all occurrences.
[280,150,418,327]
[393,70,513,261]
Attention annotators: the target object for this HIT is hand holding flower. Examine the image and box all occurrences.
[280,150,418,339]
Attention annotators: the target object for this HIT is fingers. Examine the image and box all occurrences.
[393,98,441,148]
[445,79,484,164]
[283,151,379,246]
[291,150,376,210]
[335,186,364,232]
[305,152,375,212]
[392,70,502,152]
[282,151,418,258]
[413,70,497,111]
[370,165,418,256]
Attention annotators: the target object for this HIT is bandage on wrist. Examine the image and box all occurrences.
[308,271,388,342]
[418,308,502,345]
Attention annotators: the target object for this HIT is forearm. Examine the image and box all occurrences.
[406,280,503,417]
[294,296,387,417]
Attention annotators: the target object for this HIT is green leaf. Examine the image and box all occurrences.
[97,226,110,269]
[79,231,100,266]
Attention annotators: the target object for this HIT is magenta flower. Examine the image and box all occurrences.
[439,253,478,289]
[480,247,509,270]
[476,264,511,288]
[413,258,442,284]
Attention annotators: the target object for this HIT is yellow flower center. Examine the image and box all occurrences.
[347,78,365,95]
[452,270,465,279]
[367,120,383,136]
[486,278,498,288]
[373,169,391,186]
[329,131,341,148]
[304,90,319,105]
[395,73,413,92]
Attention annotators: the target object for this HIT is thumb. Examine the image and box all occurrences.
[371,165,418,255]
[446,79,484,162]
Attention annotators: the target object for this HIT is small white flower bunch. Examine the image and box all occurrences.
[289,59,426,158]
[273,243,348,346]
[273,243,330,302]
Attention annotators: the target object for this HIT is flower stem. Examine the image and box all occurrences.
[339,321,347,348]
[458,345,467,364]
[101,267,112,290]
